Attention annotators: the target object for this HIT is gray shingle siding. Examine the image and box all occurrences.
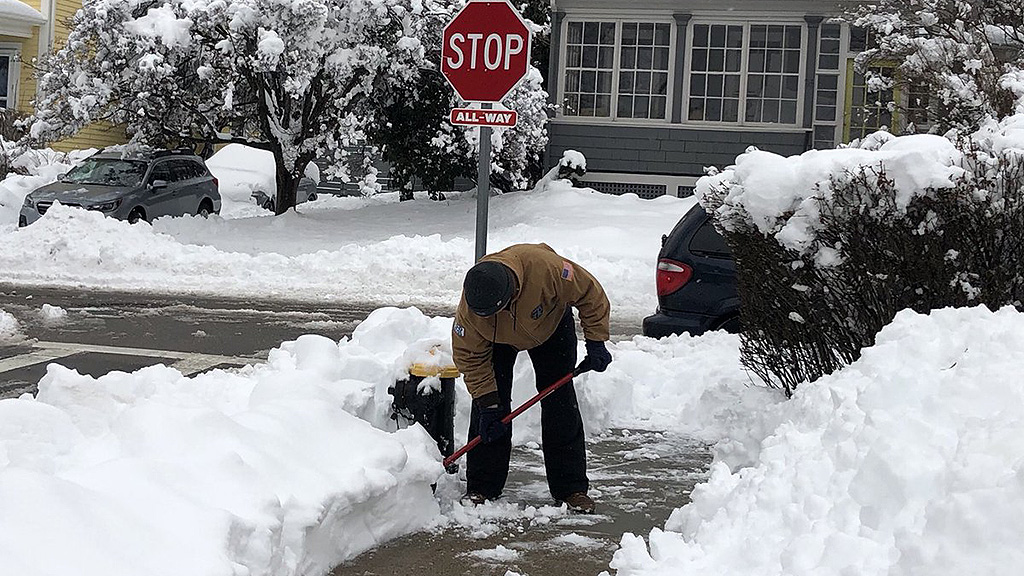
[548,122,809,176]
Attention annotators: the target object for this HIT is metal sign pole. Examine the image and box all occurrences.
[475,102,492,262]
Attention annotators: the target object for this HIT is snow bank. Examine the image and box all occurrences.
[2,183,692,320]
[0,146,95,232]
[606,306,1024,576]
[0,308,454,576]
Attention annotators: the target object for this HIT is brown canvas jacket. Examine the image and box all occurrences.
[452,243,611,402]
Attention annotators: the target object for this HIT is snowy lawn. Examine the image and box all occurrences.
[0,181,693,322]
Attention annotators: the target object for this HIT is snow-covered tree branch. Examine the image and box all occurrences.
[26,0,436,213]
[848,0,1024,133]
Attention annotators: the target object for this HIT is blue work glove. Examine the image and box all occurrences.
[576,339,612,374]
[477,404,510,444]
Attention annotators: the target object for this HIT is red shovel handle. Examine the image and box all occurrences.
[443,369,579,469]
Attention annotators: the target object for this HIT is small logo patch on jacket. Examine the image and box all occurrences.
[561,261,574,281]
[531,304,543,319]
[454,323,465,337]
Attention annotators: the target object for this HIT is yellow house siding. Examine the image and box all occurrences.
[53,122,128,152]
[53,0,77,46]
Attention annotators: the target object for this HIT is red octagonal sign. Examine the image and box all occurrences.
[441,1,532,103]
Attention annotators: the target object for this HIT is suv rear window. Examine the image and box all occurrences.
[689,219,731,258]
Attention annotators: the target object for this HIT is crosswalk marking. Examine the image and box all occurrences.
[0,341,260,377]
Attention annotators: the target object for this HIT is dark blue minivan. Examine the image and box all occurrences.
[642,204,740,338]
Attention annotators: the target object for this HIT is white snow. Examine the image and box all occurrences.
[468,544,521,562]
[127,6,193,48]
[605,306,1024,576]
[696,133,965,253]
[38,304,68,323]
[1,180,693,321]
[205,143,277,212]
[0,0,44,22]
[0,309,22,342]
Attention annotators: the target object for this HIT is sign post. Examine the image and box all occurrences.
[441,0,532,261]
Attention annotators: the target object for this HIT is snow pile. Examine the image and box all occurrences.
[0,309,455,576]
[205,143,277,210]
[606,306,1024,576]
[2,184,692,320]
[696,133,965,253]
[38,304,68,323]
[0,309,22,342]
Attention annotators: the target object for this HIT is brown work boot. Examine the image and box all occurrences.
[559,492,596,514]
[460,492,488,506]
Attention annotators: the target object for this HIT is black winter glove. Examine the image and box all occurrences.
[477,404,510,444]
[576,339,612,375]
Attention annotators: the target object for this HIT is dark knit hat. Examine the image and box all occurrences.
[464,261,515,317]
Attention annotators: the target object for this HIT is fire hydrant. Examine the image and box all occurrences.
[388,347,460,473]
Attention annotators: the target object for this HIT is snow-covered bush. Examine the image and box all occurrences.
[27,0,435,213]
[848,0,1024,133]
[699,122,1024,394]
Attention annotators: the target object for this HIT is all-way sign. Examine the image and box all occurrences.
[449,107,519,127]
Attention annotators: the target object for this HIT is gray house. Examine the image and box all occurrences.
[545,0,913,197]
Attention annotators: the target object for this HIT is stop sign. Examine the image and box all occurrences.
[441,1,532,103]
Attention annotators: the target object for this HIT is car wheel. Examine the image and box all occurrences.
[262,199,275,212]
[715,315,743,334]
[197,201,213,218]
[128,208,146,224]
[308,192,318,202]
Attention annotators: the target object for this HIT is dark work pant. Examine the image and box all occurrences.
[466,309,589,500]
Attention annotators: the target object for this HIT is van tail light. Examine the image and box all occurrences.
[656,259,693,296]
[212,176,219,190]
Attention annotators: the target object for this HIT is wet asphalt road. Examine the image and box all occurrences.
[0,284,710,576]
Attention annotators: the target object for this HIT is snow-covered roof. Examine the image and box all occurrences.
[0,0,44,23]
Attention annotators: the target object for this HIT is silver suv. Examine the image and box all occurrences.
[19,150,221,226]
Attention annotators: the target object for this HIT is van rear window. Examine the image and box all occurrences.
[689,219,731,258]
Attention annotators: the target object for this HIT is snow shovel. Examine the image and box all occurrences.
[442,367,583,470]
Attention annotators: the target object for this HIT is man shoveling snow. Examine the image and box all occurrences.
[451,243,613,514]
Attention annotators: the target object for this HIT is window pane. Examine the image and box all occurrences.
[583,46,598,67]
[749,50,765,73]
[653,72,668,95]
[821,23,841,39]
[726,50,741,72]
[619,71,635,92]
[622,22,638,44]
[689,98,705,120]
[690,73,706,96]
[692,49,708,72]
[654,47,670,69]
[745,99,761,121]
[581,70,596,92]
[708,49,724,71]
[693,24,709,46]
[636,71,651,92]
[596,95,611,116]
[597,71,613,93]
[618,95,633,117]
[747,74,764,97]
[767,25,784,48]
[723,98,739,121]
[622,47,636,69]
[785,26,801,49]
[762,99,779,122]
[781,100,797,123]
[639,23,654,44]
[750,25,767,48]
[599,46,614,68]
[706,98,722,122]
[727,26,743,48]
[584,22,600,43]
[580,93,596,114]
[651,96,667,119]
[567,46,581,67]
[767,51,783,73]
[707,75,724,97]
[783,76,799,99]
[634,95,650,118]
[655,23,671,45]
[819,54,839,70]
[567,22,583,44]
[564,70,580,92]
[816,105,836,121]
[725,75,740,97]
[710,25,726,47]
[600,22,616,44]
[638,47,653,69]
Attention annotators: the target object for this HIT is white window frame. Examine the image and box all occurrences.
[557,17,677,125]
[812,21,847,148]
[0,43,20,111]
[682,18,808,129]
